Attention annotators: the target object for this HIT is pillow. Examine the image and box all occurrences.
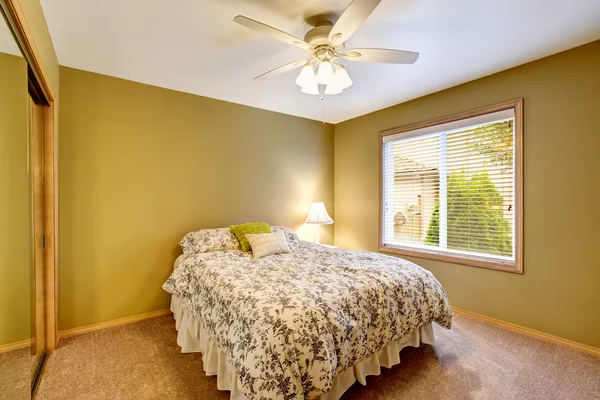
[271,226,301,251]
[179,228,241,256]
[245,231,291,259]
[173,254,185,270]
[230,222,272,252]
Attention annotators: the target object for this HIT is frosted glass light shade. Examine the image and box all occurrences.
[333,65,353,89]
[325,84,343,95]
[301,78,319,95]
[316,61,334,85]
[305,202,334,225]
[295,64,314,88]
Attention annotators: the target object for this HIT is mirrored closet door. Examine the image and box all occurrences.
[0,10,33,399]
[0,2,58,398]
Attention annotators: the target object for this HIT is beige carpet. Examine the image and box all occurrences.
[0,347,30,400]
[36,314,600,400]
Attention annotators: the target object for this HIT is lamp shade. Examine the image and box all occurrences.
[305,202,333,225]
[316,61,334,85]
[301,78,319,95]
[324,83,343,95]
[295,64,315,88]
[332,64,353,89]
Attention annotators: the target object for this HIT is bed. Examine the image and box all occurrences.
[163,227,452,400]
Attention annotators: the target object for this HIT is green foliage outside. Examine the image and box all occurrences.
[424,120,514,256]
[424,171,512,256]
[464,120,514,172]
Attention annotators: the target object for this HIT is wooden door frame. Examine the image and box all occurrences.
[0,0,58,351]
[30,99,46,355]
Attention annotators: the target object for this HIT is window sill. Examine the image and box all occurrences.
[379,245,523,274]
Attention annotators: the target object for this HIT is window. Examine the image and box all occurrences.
[379,99,523,273]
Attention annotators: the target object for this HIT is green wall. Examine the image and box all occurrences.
[334,40,600,348]
[58,66,335,331]
[0,52,29,345]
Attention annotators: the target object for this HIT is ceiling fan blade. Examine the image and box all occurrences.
[329,0,382,45]
[254,60,308,81]
[234,15,311,51]
[341,48,419,64]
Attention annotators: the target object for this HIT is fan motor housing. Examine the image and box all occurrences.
[304,21,344,53]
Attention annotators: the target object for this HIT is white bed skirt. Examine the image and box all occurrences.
[171,295,435,400]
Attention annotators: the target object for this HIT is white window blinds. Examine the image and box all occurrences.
[381,108,516,265]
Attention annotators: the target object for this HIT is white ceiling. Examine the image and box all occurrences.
[41,0,600,123]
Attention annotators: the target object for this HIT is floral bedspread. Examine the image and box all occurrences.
[163,241,452,400]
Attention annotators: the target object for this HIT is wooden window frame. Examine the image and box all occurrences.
[379,99,524,274]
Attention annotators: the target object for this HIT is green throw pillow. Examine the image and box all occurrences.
[230,222,271,252]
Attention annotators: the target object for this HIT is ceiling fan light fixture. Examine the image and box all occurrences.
[295,64,315,88]
[301,79,319,95]
[316,60,334,85]
[333,65,353,89]
[235,0,421,98]
[324,84,343,95]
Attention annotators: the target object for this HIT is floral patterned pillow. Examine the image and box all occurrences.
[179,228,241,256]
[271,226,301,251]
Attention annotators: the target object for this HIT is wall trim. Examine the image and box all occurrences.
[0,338,30,354]
[59,309,172,339]
[453,307,600,357]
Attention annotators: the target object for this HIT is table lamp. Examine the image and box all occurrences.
[305,201,333,244]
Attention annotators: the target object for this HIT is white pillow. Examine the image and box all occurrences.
[245,231,291,259]
[270,226,301,250]
[179,228,241,256]
[173,254,184,270]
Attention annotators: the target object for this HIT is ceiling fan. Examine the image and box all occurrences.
[233,0,419,96]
